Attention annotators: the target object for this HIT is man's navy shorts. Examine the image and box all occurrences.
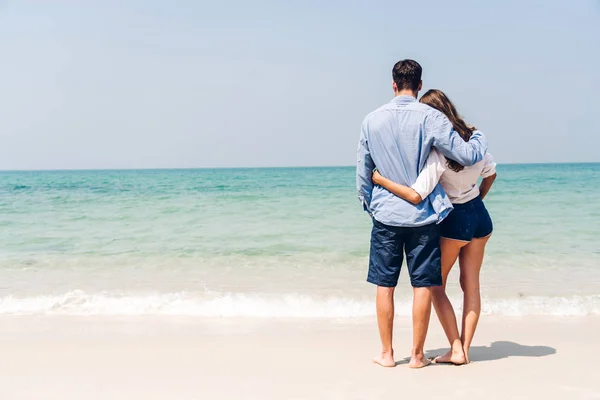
[367,219,442,288]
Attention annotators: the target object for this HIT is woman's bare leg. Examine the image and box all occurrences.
[432,238,468,364]
[458,235,490,363]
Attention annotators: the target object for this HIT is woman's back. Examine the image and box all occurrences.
[439,151,496,204]
[410,136,496,205]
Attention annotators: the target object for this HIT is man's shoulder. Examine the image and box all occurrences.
[413,102,447,120]
[363,103,393,122]
[418,105,451,130]
[363,100,430,124]
[408,101,433,113]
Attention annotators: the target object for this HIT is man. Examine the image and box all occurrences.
[356,59,487,368]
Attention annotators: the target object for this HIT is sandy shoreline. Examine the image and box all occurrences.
[1,315,599,400]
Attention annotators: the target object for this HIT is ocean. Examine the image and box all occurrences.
[0,164,598,317]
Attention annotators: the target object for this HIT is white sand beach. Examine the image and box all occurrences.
[3,1,600,399]
[1,315,599,400]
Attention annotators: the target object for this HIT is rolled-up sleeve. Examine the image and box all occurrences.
[356,119,375,212]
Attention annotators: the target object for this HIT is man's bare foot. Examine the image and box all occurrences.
[433,348,466,365]
[372,351,396,368]
[408,355,432,369]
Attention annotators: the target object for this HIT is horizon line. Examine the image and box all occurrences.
[0,161,599,173]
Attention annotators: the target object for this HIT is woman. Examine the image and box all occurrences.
[372,89,497,364]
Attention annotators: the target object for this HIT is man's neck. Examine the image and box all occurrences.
[394,89,418,98]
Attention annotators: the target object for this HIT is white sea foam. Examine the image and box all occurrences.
[0,290,598,317]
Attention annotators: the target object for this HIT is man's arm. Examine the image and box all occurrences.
[426,111,487,167]
[356,119,375,213]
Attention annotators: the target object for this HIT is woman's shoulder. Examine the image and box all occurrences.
[483,151,496,166]
[427,149,448,173]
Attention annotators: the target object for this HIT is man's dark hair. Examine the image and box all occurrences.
[392,59,422,92]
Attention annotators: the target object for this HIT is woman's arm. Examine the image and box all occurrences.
[479,153,497,200]
[410,149,446,200]
[372,170,422,204]
[479,173,496,200]
[372,150,446,205]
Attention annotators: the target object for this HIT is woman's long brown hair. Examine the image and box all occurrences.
[420,89,476,172]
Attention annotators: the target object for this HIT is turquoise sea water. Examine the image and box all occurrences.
[0,164,598,317]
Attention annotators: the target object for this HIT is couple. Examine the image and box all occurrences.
[356,59,497,368]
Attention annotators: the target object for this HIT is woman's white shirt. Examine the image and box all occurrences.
[411,149,496,204]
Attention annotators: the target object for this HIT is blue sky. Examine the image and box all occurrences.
[1,0,599,169]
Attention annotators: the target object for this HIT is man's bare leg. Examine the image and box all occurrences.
[372,286,396,367]
[409,286,432,368]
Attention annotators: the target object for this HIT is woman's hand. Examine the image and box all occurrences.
[372,169,382,185]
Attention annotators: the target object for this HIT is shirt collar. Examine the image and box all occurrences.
[391,95,417,104]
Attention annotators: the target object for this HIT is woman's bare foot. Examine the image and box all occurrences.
[463,346,471,364]
[408,355,432,369]
[432,348,466,365]
[372,351,396,368]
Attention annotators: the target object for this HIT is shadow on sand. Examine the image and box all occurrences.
[424,341,557,363]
